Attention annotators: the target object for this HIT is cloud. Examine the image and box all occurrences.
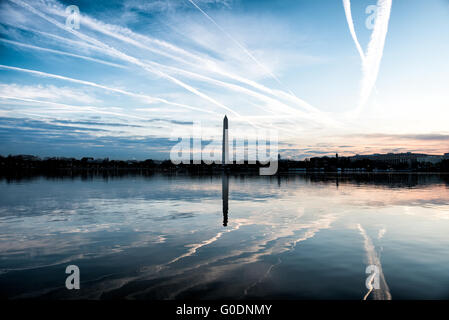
[0,65,218,115]
[52,119,142,128]
[177,2,335,123]
[0,0,446,159]
[342,0,365,62]
[9,0,244,118]
[0,116,107,133]
[360,133,449,141]
[0,83,99,104]
[146,119,194,125]
[10,0,335,128]
[186,0,285,87]
[0,116,177,159]
[124,0,233,14]
[0,38,126,69]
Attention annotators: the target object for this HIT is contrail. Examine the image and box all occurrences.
[10,0,339,133]
[9,0,242,119]
[186,0,339,126]
[0,64,218,115]
[343,0,392,115]
[0,38,126,69]
[1,23,110,55]
[0,95,146,120]
[359,0,392,114]
[186,0,287,90]
[13,0,335,127]
[146,60,323,123]
[342,0,365,63]
[6,21,325,126]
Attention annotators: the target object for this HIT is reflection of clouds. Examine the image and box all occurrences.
[117,210,338,299]
[358,224,391,300]
[61,223,118,234]
[1,175,449,298]
[0,251,85,274]
[54,204,336,299]
[337,184,449,210]
[164,223,243,266]
[378,227,387,240]
[400,205,449,221]
[105,179,448,298]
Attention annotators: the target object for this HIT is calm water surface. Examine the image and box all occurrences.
[1,174,449,299]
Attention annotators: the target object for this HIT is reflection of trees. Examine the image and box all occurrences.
[302,173,448,188]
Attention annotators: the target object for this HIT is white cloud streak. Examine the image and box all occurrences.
[357,224,392,300]
[0,64,218,115]
[0,95,142,120]
[343,0,392,115]
[9,0,243,119]
[18,0,335,127]
[0,38,126,69]
[187,0,285,88]
[0,83,98,104]
[342,0,365,63]
[186,0,338,125]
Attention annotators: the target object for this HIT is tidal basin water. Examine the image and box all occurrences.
[1,173,449,300]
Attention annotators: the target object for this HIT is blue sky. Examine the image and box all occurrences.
[0,0,448,159]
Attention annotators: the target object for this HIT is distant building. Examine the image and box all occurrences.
[350,152,448,165]
[350,152,427,165]
[417,155,443,164]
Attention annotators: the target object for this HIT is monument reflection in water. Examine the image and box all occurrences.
[222,174,229,227]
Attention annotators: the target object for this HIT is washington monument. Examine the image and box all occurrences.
[222,115,229,165]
